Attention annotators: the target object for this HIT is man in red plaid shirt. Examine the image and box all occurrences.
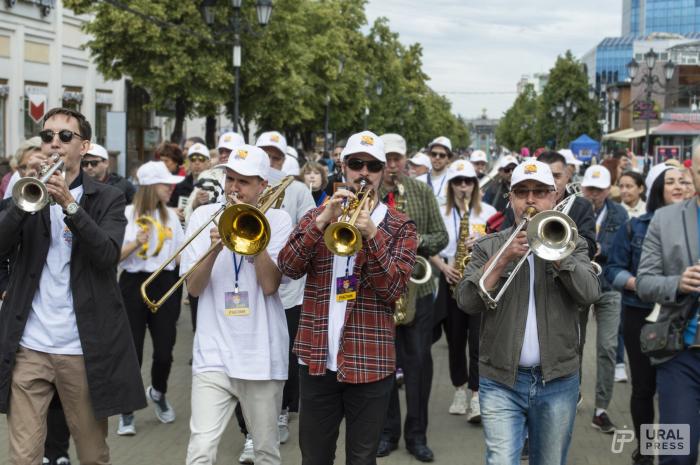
[278,130,418,465]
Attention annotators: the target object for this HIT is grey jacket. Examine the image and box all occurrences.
[456,228,600,387]
[637,199,698,365]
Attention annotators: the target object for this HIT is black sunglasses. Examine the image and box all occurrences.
[450,177,475,186]
[346,158,384,173]
[39,129,84,144]
[430,151,449,159]
[81,160,102,168]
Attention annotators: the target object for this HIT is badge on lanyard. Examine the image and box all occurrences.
[336,275,358,302]
[224,253,250,316]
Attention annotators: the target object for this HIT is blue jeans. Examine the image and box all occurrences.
[479,368,579,465]
[656,350,700,465]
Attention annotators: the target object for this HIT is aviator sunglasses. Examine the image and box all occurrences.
[346,158,384,173]
[81,159,102,168]
[39,129,84,144]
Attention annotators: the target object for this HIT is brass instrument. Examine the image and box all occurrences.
[450,206,471,297]
[12,152,64,212]
[324,180,375,256]
[390,173,432,325]
[135,216,172,260]
[478,200,579,309]
[478,164,500,193]
[140,176,294,312]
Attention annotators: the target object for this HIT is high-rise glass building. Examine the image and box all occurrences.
[623,0,700,35]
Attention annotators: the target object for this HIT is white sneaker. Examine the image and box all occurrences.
[43,458,50,465]
[117,414,136,436]
[278,410,290,444]
[614,363,628,383]
[239,433,255,464]
[467,393,481,424]
[55,458,71,465]
[448,387,468,415]
[147,386,176,423]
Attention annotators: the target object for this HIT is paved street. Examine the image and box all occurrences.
[1,307,636,465]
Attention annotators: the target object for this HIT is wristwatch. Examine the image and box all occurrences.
[64,202,80,216]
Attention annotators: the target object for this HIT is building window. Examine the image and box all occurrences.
[95,103,110,145]
[62,88,83,112]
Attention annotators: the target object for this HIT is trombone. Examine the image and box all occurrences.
[140,176,295,312]
[13,153,64,212]
[323,180,375,256]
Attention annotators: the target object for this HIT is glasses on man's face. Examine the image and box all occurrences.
[81,160,102,168]
[511,187,554,199]
[450,177,475,186]
[39,129,84,144]
[430,151,448,159]
[346,158,384,173]
[189,155,207,163]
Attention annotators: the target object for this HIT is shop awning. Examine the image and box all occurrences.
[652,121,700,136]
[602,128,635,141]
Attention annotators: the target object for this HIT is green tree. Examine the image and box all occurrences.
[495,83,539,152]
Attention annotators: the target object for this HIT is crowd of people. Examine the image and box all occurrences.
[0,107,699,465]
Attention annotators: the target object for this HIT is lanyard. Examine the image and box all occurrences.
[232,253,244,293]
[344,256,352,276]
[316,190,327,207]
[427,173,446,198]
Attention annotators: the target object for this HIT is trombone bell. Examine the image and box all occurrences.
[526,210,578,262]
[218,204,271,256]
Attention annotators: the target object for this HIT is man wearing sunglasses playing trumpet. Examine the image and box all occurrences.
[278,130,418,465]
[455,160,600,465]
[0,107,146,464]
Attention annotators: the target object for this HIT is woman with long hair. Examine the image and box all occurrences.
[604,163,686,465]
[431,160,496,423]
[300,161,329,207]
[116,161,186,436]
[618,170,646,218]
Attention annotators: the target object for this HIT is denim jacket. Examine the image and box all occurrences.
[603,213,654,309]
[596,198,629,291]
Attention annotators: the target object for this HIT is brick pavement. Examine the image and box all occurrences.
[0,308,636,465]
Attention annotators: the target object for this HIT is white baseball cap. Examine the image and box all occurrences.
[187,142,210,159]
[215,144,270,181]
[470,150,487,163]
[581,165,611,189]
[217,131,245,151]
[341,130,386,163]
[498,155,519,170]
[428,136,452,154]
[645,162,674,193]
[256,131,287,158]
[282,155,300,176]
[137,161,185,186]
[408,152,432,169]
[559,149,582,166]
[446,160,477,182]
[380,133,407,156]
[86,143,108,160]
[510,160,556,189]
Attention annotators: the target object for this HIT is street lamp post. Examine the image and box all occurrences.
[363,79,383,130]
[589,80,620,145]
[627,49,675,167]
[550,98,578,148]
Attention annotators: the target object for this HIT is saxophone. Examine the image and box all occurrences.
[450,206,472,297]
[392,174,432,325]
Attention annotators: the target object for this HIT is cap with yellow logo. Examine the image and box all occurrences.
[215,144,270,180]
[581,165,611,189]
[341,130,386,163]
[510,160,556,189]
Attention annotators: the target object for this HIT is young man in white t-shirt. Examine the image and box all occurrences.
[416,136,454,207]
[181,145,292,465]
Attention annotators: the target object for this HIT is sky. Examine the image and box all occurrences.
[364,0,622,121]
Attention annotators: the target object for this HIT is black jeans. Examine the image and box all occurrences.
[119,270,181,396]
[382,294,434,446]
[44,393,70,460]
[623,304,656,450]
[298,365,393,465]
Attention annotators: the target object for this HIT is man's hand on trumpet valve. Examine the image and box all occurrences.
[45,169,75,209]
[315,189,356,231]
[354,195,377,240]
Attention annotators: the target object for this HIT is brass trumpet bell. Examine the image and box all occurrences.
[218,203,271,256]
[526,210,578,261]
[324,222,362,257]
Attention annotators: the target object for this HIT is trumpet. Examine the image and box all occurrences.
[13,153,64,212]
[323,180,375,256]
[135,216,172,259]
[140,176,294,312]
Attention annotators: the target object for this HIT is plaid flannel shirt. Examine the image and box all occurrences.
[379,175,448,298]
[278,204,417,384]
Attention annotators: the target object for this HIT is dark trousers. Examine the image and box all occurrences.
[43,393,70,460]
[119,270,181,396]
[298,365,393,465]
[622,305,656,450]
[439,275,480,390]
[189,294,198,332]
[656,350,700,465]
[382,293,434,446]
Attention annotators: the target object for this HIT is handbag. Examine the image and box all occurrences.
[640,317,687,358]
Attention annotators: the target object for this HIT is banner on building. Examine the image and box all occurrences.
[28,94,47,123]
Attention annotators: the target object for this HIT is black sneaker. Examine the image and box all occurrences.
[632,448,654,465]
[591,411,616,434]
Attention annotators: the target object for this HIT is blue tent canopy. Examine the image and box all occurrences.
[569,134,600,162]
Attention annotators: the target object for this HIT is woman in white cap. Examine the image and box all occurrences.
[604,163,685,465]
[431,160,495,423]
[116,161,186,436]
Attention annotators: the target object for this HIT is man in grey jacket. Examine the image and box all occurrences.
[456,160,599,465]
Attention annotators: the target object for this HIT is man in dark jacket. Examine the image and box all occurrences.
[82,142,136,204]
[580,164,628,435]
[0,108,146,464]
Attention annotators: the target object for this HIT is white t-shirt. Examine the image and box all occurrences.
[325,203,388,372]
[439,202,497,261]
[417,171,448,206]
[518,255,541,367]
[180,203,293,380]
[20,184,84,355]
[120,205,185,273]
